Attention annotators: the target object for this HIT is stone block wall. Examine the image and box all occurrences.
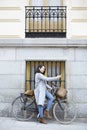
[0,39,87,118]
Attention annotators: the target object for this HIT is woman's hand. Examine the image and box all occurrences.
[57,74,61,79]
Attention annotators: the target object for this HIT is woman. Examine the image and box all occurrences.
[34,65,61,124]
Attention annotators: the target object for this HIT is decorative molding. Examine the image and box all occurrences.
[72,36,87,39]
[0,35,21,38]
[0,7,21,10]
[71,7,87,10]
[71,19,87,22]
[0,39,87,48]
[0,19,20,22]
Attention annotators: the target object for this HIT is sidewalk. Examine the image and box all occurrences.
[0,117,87,130]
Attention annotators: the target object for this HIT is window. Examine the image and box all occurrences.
[49,0,61,6]
[25,6,66,37]
[25,61,65,90]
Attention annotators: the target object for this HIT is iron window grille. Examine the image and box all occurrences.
[25,61,65,90]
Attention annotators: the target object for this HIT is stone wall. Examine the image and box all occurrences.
[0,38,87,117]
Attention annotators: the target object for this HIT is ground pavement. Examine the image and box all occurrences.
[0,117,87,130]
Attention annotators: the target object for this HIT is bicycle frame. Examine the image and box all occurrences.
[12,83,64,112]
[26,99,38,112]
[12,84,77,124]
[23,94,64,114]
[54,98,64,111]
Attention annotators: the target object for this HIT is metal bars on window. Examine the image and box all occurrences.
[25,6,66,37]
[25,61,65,90]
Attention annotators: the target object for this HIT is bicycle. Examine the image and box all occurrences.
[12,84,77,124]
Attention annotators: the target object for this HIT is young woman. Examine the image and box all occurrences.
[34,65,61,124]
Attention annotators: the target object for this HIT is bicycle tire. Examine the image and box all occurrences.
[53,99,77,124]
[12,95,34,121]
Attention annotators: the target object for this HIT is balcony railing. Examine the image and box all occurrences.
[25,6,66,38]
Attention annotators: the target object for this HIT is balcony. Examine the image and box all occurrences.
[25,6,66,38]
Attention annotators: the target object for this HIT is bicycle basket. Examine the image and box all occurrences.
[56,87,67,98]
[25,90,34,97]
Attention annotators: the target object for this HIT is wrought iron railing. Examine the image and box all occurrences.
[25,6,66,38]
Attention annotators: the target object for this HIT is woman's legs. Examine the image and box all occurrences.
[38,105,47,124]
[44,91,54,119]
[38,105,44,118]
[45,91,54,111]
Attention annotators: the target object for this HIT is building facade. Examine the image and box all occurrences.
[0,0,87,118]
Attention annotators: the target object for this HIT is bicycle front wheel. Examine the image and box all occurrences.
[53,99,77,124]
[12,96,34,121]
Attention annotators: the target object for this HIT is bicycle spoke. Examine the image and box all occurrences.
[12,96,35,121]
[53,99,77,124]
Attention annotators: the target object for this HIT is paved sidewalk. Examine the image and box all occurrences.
[0,117,87,130]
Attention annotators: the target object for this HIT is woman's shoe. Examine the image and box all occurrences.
[38,118,47,124]
[44,110,52,119]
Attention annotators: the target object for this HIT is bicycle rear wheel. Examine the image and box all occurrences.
[12,95,34,121]
[53,99,77,124]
